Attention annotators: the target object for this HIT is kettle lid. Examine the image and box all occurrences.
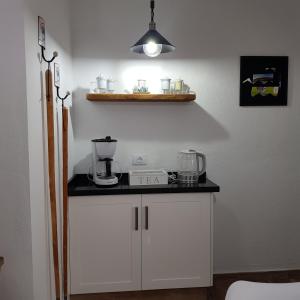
[92,136,117,143]
[179,149,197,154]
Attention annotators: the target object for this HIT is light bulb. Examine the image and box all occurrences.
[143,41,162,57]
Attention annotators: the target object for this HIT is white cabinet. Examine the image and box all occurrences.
[69,193,213,294]
[142,193,212,290]
[70,195,141,294]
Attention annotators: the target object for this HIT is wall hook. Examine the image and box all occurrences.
[41,46,58,68]
[56,86,71,103]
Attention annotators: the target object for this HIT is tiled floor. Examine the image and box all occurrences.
[71,270,300,300]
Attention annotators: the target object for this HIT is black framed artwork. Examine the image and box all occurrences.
[240,56,289,106]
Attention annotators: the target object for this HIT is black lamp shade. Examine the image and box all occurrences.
[131,29,175,54]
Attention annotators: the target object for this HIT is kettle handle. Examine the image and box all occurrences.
[196,153,206,176]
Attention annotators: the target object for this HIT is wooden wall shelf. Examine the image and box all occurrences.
[86,93,196,102]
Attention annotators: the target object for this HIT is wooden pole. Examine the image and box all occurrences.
[46,69,61,300]
[62,106,69,300]
[0,257,4,271]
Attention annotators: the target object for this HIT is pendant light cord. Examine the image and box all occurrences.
[150,0,155,22]
[149,0,156,29]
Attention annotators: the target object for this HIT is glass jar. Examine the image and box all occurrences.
[161,78,171,94]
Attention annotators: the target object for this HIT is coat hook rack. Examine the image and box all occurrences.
[53,63,71,300]
[39,16,62,300]
[41,46,58,68]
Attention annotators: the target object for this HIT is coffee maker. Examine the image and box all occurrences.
[92,136,119,186]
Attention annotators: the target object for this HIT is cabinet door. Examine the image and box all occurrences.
[69,195,141,294]
[142,193,212,290]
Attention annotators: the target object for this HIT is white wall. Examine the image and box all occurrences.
[0,1,73,299]
[0,0,34,299]
[24,0,73,299]
[71,0,300,273]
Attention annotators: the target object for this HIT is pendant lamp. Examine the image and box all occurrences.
[130,0,175,57]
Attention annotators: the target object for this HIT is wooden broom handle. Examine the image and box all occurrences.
[62,106,69,300]
[0,257,4,271]
[46,69,61,300]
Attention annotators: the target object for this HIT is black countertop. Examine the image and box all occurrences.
[68,174,220,197]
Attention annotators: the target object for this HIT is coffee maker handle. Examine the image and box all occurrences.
[105,160,112,177]
[196,153,206,176]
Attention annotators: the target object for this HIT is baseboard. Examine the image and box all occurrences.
[214,266,300,275]
[213,269,300,281]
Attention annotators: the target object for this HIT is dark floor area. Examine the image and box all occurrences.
[71,270,300,300]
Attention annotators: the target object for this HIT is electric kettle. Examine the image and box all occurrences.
[177,149,206,184]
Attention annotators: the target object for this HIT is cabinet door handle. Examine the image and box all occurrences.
[145,206,149,230]
[134,207,139,231]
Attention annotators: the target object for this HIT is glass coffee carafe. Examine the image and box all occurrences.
[177,150,206,184]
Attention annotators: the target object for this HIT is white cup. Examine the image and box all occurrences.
[96,75,107,93]
[161,78,171,94]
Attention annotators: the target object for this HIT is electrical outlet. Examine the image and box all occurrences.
[132,154,148,166]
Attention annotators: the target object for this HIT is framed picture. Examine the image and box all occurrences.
[240,56,288,106]
[38,16,46,48]
[54,63,60,87]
